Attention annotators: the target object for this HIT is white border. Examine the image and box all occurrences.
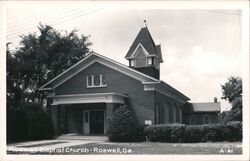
[0,1,249,161]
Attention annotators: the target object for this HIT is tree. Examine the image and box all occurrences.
[7,23,92,109]
[220,76,242,123]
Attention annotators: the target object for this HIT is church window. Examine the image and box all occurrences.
[147,57,154,65]
[130,59,135,67]
[87,74,107,88]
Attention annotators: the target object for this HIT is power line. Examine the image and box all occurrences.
[197,9,240,16]
[7,8,76,26]
[6,8,102,40]
[7,8,92,35]
[6,8,97,39]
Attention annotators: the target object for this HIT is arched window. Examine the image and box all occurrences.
[203,115,210,124]
[190,115,196,125]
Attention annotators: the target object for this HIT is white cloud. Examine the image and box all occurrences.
[161,45,241,111]
[186,45,241,76]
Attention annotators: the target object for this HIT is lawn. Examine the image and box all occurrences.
[9,141,242,155]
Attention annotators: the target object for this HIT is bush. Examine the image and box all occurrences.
[184,125,204,143]
[29,110,55,140]
[144,124,186,142]
[203,124,224,142]
[221,121,242,141]
[144,122,242,143]
[108,105,144,142]
[7,108,29,143]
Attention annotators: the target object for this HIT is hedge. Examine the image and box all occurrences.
[144,124,186,142]
[29,110,55,140]
[144,122,242,143]
[7,108,29,143]
[7,107,55,143]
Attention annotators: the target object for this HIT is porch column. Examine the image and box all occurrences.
[105,103,114,134]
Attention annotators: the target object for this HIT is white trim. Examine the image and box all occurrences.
[51,93,128,105]
[39,53,93,90]
[147,57,153,66]
[130,43,150,58]
[86,74,107,88]
[142,81,190,101]
[130,59,135,67]
[143,82,187,103]
[40,52,159,90]
[126,43,159,59]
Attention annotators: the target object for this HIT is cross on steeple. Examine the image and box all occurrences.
[143,20,147,28]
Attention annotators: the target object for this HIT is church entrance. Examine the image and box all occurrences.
[89,110,104,134]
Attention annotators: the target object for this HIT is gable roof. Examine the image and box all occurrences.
[125,27,162,61]
[184,102,221,113]
[39,52,160,90]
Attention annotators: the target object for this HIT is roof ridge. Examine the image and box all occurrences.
[92,51,160,81]
[144,27,158,55]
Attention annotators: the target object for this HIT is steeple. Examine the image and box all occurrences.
[125,21,163,79]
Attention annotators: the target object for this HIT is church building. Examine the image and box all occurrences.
[40,23,220,135]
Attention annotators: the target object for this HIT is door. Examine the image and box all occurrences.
[83,110,89,134]
[90,111,104,134]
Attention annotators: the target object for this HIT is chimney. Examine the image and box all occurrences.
[214,97,218,103]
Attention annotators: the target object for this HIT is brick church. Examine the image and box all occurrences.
[40,24,220,135]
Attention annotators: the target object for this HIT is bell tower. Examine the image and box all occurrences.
[125,21,163,79]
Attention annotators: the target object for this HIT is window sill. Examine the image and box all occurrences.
[86,85,107,89]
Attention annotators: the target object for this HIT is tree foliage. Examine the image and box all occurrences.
[7,23,92,109]
[220,76,242,123]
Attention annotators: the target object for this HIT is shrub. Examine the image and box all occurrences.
[184,125,204,143]
[144,122,242,143]
[144,124,186,142]
[29,110,55,140]
[203,124,223,142]
[221,121,242,141]
[7,108,29,143]
[108,105,144,142]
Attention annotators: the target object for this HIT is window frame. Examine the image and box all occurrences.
[86,74,107,88]
[203,115,210,124]
[130,59,135,67]
[190,115,197,125]
[147,57,155,66]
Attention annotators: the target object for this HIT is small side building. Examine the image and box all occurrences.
[182,101,221,125]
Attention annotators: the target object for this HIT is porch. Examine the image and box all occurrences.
[49,93,128,135]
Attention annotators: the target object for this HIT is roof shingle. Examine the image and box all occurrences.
[184,102,221,112]
[125,27,158,58]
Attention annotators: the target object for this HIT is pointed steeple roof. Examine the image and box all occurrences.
[125,27,163,62]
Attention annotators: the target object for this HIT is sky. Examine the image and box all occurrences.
[6,8,242,111]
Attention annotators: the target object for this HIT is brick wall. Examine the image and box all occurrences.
[55,62,155,125]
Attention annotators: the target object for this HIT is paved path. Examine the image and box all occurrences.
[7,134,108,153]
